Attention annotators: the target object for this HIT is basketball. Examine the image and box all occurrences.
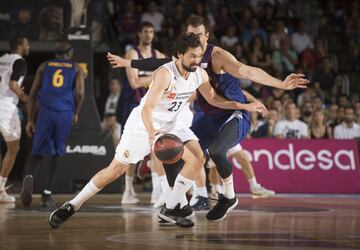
[154,134,184,164]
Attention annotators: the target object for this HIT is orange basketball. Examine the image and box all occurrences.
[154,134,184,164]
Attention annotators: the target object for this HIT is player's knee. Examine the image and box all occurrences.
[208,144,225,162]
[6,141,20,154]
[108,162,128,180]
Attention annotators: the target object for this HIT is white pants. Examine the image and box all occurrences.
[0,100,21,141]
[115,107,198,165]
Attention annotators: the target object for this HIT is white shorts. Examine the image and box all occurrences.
[226,143,242,156]
[114,108,198,165]
[177,103,194,128]
[0,100,21,141]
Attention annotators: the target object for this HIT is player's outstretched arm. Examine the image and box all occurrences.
[214,47,309,90]
[107,52,171,71]
[73,64,85,124]
[141,68,171,143]
[197,70,265,113]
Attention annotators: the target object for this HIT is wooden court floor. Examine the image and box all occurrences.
[0,194,359,250]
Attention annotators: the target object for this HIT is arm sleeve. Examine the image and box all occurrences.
[10,59,27,81]
[130,57,172,71]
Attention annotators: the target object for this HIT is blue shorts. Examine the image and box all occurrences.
[191,112,250,150]
[31,108,73,156]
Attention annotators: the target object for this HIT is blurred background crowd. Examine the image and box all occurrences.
[0,0,359,143]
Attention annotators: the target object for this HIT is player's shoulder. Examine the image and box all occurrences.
[212,46,231,58]
[125,48,139,59]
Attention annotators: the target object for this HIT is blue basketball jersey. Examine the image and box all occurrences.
[197,44,250,122]
[38,59,77,111]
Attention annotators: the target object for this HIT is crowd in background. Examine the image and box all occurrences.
[1,0,360,140]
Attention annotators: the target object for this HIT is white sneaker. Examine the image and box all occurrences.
[153,192,166,208]
[189,192,199,206]
[121,190,140,204]
[0,190,15,203]
[250,185,275,199]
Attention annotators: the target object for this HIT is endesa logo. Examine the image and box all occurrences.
[167,93,176,99]
[66,145,107,156]
[232,143,357,171]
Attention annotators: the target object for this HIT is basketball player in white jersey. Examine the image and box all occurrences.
[121,21,165,205]
[49,33,265,228]
[0,37,29,203]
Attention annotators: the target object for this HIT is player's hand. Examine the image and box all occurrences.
[107,52,131,68]
[26,122,35,137]
[244,102,266,113]
[149,130,163,149]
[283,73,309,90]
[72,114,79,125]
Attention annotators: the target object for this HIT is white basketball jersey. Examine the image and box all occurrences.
[0,53,24,105]
[138,61,203,125]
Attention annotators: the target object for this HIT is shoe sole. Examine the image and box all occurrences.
[251,192,275,199]
[157,213,194,228]
[20,176,33,207]
[206,198,239,221]
[48,209,60,229]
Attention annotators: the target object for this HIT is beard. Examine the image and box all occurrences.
[182,62,197,72]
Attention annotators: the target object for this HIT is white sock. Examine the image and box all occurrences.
[151,173,160,192]
[69,180,101,210]
[197,186,208,198]
[158,175,170,193]
[216,184,224,194]
[166,174,194,209]
[222,175,235,199]
[248,177,258,189]
[0,176,7,192]
[125,175,134,192]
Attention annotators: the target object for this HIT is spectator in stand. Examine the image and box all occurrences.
[331,74,350,102]
[214,5,235,37]
[269,19,288,51]
[140,1,164,33]
[241,17,268,48]
[220,25,239,50]
[313,95,325,110]
[299,100,313,125]
[163,2,187,39]
[249,112,265,138]
[192,1,216,30]
[259,2,276,34]
[233,42,249,64]
[326,104,338,128]
[312,56,336,100]
[256,108,279,138]
[274,102,309,139]
[291,20,314,55]
[101,113,121,146]
[8,7,37,40]
[334,106,360,139]
[38,6,64,41]
[248,35,273,71]
[296,87,317,107]
[271,99,284,120]
[103,78,122,123]
[272,36,298,75]
[302,36,329,75]
[117,0,140,46]
[337,94,351,107]
[309,109,332,139]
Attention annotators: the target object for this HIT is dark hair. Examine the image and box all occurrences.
[138,21,155,32]
[9,37,26,51]
[186,15,210,33]
[104,113,116,118]
[174,33,201,56]
[55,41,73,56]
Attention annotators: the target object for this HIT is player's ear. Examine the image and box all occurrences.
[205,32,209,41]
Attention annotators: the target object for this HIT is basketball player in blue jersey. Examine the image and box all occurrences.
[20,41,85,208]
[49,34,261,229]
[120,21,165,205]
[108,15,308,221]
